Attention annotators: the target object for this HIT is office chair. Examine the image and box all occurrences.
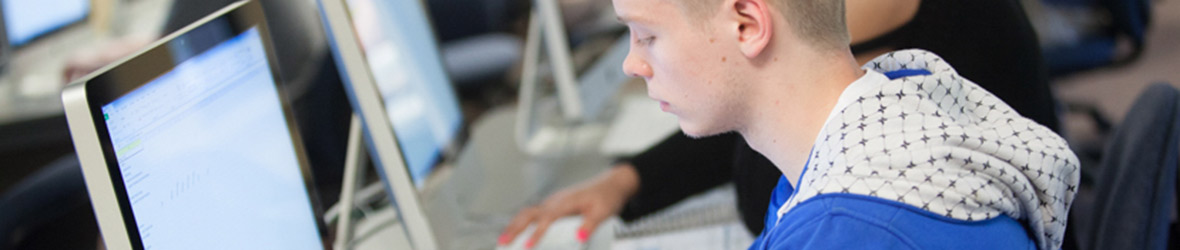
[1076,83,1180,250]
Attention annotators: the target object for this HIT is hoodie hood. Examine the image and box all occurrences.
[779,49,1079,250]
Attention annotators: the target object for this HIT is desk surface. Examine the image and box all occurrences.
[348,104,749,249]
[424,105,616,248]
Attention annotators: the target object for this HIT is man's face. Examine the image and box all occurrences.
[615,0,748,137]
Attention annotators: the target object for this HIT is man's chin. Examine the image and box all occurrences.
[678,120,730,139]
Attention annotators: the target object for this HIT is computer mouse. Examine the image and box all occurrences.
[497,215,618,250]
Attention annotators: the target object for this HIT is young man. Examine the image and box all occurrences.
[614,0,1078,249]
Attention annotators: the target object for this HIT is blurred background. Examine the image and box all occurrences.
[0,0,1176,249]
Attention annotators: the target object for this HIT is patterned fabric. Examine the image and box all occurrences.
[776,49,1079,250]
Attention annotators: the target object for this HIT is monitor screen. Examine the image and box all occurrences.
[3,0,89,46]
[345,0,462,188]
[99,27,324,250]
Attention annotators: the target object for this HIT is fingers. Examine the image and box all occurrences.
[499,207,538,246]
[524,214,559,249]
[499,183,616,247]
[62,57,97,84]
[576,211,610,243]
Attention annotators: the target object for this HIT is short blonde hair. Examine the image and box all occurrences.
[676,0,849,51]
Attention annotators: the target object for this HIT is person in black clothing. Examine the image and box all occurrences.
[500,0,1059,245]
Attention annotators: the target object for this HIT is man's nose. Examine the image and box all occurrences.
[622,49,652,80]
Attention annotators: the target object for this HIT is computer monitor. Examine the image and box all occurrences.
[319,0,463,248]
[62,2,328,249]
[328,0,462,189]
[2,0,89,47]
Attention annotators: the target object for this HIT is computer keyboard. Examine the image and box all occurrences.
[612,184,755,249]
[613,184,745,238]
[613,221,753,250]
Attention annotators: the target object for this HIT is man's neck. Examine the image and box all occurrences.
[739,49,864,187]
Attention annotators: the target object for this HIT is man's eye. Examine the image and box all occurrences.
[639,36,655,45]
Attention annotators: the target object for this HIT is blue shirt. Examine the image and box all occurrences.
[747,175,1036,250]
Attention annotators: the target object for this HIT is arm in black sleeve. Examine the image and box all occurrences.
[618,132,739,221]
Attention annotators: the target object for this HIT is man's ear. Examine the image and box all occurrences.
[731,0,773,59]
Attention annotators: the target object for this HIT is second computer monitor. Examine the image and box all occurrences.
[2,0,89,47]
[340,0,461,188]
[320,0,464,248]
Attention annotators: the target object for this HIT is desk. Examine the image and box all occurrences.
[424,104,615,249]
[349,190,753,250]
[347,101,753,249]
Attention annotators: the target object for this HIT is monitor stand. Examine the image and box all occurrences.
[514,0,632,157]
[331,114,393,249]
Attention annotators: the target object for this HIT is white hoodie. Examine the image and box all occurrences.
[777,49,1080,250]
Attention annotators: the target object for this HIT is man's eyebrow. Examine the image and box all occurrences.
[616,14,647,25]
[616,16,631,24]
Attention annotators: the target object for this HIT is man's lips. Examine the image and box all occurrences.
[650,94,671,113]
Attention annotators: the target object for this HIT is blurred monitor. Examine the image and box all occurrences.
[349,0,460,188]
[320,0,464,248]
[323,0,462,189]
[62,2,328,249]
[2,0,89,47]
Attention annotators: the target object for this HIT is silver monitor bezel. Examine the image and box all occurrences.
[61,1,330,249]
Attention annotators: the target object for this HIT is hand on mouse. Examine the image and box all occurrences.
[498,164,640,248]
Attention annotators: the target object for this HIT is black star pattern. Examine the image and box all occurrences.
[779,50,1078,250]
